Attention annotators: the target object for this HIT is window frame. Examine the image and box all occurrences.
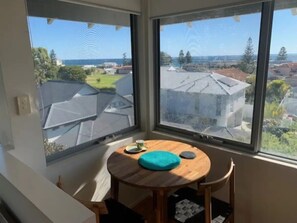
[45,14,140,163]
[154,1,275,154]
[26,1,140,162]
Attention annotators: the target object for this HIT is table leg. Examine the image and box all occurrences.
[154,190,168,223]
[110,176,119,201]
[197,176,206,190]
[153,191,158,211]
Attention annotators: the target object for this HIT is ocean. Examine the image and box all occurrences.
[63,54,297,66]
[63,58,124,66]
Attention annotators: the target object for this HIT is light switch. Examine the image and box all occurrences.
[16,95,31,115]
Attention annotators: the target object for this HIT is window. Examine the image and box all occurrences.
[156,0,297,161]
[216,96,222,116]
[261,0,297,160]
[157,3,262,146]
[26,0,138,160]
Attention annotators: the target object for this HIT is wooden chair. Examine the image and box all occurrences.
[168,159,235,223]
[56,176,146,223]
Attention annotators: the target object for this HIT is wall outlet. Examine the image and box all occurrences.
[16,95,31,115]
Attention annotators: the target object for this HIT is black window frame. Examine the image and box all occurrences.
[26,0,140,162]
[154,1,275,154]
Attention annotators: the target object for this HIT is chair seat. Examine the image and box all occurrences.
[168,187,233,223]
[100,198,146,223]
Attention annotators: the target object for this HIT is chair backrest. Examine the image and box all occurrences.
[198,159,235,223]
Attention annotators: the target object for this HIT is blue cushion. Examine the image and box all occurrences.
[138,151,181,171]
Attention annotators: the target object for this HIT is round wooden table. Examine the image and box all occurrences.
[107,140,211,223]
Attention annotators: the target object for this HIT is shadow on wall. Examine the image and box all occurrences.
[47,144,111,201]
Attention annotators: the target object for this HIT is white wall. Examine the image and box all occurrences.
[0,65,13,148]
[45,132,147,206]
[0,147,96,223]
[0,0,46,174]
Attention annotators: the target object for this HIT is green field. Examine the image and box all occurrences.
[86,72,123,91]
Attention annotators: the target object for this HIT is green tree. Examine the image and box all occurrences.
[32,47,58,84]
[178,50,185,67]
[85,67,96,75]
[239,37,255,74]
[262,131,297,156]
[185,51,192,64]
[160,51,172,66]
[44,139,64,156]
[264,102,285,119]
[50,49,57,65]
[245,74,256,103]
[58,66,87,82]
[277,46,287,61]
[122,53,131,66]
[266,79,290,103]
[261,132,284,152]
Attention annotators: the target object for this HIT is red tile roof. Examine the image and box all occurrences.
[214,68,249,81]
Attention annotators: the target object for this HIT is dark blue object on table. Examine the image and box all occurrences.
[179,151,196,159]
[138,150,181,171]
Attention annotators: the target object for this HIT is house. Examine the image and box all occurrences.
[214,67,249,81]
[103,62,117,68]
[104,67,117,74]
[160,67,249,129]
[1,1,297,223]
[116,65,132,74]
[269,62,297,78]
[38,80,134,151]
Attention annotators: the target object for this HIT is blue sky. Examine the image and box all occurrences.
[161,9,297,57]
[28,17,132,60]
[28,8,297,59]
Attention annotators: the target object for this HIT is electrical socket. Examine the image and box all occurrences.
[16,95,31,115]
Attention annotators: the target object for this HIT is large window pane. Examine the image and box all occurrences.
[27,0,136,158]
[159,4,262,145]
[262,0,297,159]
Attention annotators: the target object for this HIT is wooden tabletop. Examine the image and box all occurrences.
[107,140,211,190]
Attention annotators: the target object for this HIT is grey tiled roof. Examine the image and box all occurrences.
[54,124,81,148]
[96,92,115,115]
[54,112,131,147]
[39,80,135,149]
[38,80,92,108]
[44,95,98,129]
[160,67,249,95]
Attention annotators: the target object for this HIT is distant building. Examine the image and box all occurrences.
[82,65,96,69]
[214,68,249,81]
[116,65,132,74]
[115,67,250,129]
[160,67,249,129]
[56,59,63,66]
[182,63,207,72]
[104,68,117,74]
[38,80,134,149]
[103,62,117,68]
[269,62,297,78]
[268,62,297,86]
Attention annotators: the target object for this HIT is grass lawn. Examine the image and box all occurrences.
[86,72,123,91]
